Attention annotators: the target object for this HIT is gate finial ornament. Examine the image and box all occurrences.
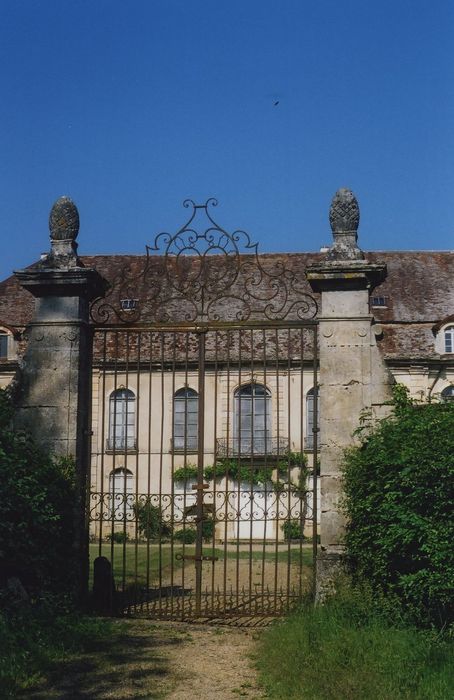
[326,188,364,261]
[47,196,79,268]
[90,197,318,324]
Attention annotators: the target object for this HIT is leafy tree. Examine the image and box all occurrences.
[342,385,454,628]
[0,389,77,601]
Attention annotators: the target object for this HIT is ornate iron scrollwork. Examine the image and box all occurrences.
[90,199,318,324]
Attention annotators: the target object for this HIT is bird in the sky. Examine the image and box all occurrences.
[274,100,280,106]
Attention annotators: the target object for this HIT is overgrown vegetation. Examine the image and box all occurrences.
[0,389,77,599]
[343,385,454,628]
[257,386,454,698]
[0,388,114,696]
[256,582,454,700]
[0,607,121,697]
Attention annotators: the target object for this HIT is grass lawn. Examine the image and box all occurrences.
[255,584,454,700]
[89,542,313,588]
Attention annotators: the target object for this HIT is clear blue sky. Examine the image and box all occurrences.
[0,0,453,280]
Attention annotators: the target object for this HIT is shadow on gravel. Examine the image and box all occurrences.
[21,621,185,700]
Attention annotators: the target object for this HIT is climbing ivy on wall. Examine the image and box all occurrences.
[172,452,309,489]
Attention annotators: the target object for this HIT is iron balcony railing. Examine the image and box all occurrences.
[106,437,137,451]
[216,436,289,457]
[171,437,199,453]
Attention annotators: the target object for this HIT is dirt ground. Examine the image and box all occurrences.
[24,619,266,700]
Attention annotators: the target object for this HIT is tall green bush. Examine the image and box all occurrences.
[133,498,172,540]
[342,386,454,628]
[0,389,77,601]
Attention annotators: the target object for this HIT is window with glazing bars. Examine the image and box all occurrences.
[305,387,319,450]
[234,383,271,455]
[444,326,454,353]
[108,388,136,450]
[173,387,198,451]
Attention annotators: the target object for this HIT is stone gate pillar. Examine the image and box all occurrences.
[14,197,106,604]
[307,189,392,596]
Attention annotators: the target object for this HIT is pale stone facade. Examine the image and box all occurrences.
[89,365,320,542]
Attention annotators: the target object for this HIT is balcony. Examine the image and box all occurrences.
[216,437,289,458]
[106,437,137,452]
[171,437,199,453]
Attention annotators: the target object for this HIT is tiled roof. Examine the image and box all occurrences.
[0,251,452,361]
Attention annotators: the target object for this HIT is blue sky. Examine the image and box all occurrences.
[0,0,453,280]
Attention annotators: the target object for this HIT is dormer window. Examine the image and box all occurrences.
[120,299,138,311]
[371,296,388,308]
[433,322,454,355]
[0,329,14,360]
[444,326,454,353]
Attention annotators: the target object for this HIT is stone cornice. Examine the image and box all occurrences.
[306,260,387,292]
[14,267,108,301]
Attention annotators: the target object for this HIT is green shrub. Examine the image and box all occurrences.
[282,519,305,542]
[174,528,197,544]
[133,499,172,540]
[201,518,214,542]
[342,386,454,628]
[105,531,129,544]
[0,389,77,600]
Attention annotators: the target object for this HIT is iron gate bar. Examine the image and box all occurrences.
[89,323,318,621]
[195,329,206,615]
[312,324,319,581]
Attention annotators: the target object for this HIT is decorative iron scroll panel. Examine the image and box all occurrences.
[89,324,318,621]
[90,199,318,326]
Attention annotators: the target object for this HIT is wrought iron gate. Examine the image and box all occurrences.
[88,200,319,621]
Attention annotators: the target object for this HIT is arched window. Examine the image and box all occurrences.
[234,383,271,455]
[108,388,136,450]
[173,387,198,451]
[305,388,319,450]
[441,386,454,402]
[444,326,454,353]
[109,468,133,521]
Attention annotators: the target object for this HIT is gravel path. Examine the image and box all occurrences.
[162,621,265,700]
[23,619,266,699]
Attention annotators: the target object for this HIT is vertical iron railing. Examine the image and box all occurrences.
[89,323,318,621]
